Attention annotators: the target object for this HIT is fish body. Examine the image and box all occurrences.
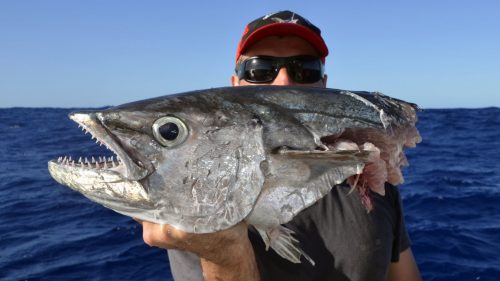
[48,86,420,263]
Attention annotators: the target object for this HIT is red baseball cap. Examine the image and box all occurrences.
[236,10,329,63]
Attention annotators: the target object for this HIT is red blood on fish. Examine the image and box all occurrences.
[324,125,421,211]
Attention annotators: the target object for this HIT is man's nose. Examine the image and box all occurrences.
[271,67,296,86]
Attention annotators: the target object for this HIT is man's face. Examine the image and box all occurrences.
[231,36,327,88]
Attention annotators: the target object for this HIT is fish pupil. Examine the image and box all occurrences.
[159,122,179,140]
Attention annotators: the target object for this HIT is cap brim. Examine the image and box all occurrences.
[237,22,329,62]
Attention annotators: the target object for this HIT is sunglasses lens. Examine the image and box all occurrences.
[288,58,323,83]
[238,56,323,84]
[242,58,277,83]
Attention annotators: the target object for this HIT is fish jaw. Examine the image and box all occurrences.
[70,112,149,181]
[48,111,154,215]
[48,160,150,206]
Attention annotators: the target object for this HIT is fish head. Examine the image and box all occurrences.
[48,93,266,233]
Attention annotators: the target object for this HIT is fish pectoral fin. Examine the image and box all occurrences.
[254,225,315,266]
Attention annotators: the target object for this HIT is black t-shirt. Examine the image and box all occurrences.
[167,183,410,281]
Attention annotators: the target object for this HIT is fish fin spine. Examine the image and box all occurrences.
[255,225,315,266]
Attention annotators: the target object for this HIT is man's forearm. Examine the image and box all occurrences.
[137,220,259,280]
[199,237,260,281]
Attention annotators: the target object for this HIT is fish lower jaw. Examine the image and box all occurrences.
[48,161,150,204]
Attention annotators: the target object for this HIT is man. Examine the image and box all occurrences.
[137,10,422,281]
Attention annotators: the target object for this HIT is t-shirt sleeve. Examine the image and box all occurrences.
[390,184,412,262]
[167,249,203,281]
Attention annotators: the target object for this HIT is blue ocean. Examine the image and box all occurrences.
[1,106,499,281]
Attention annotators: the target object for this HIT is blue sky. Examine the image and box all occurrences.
[1,0,499,108]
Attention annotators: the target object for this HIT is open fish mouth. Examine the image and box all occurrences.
[48,112,150,204]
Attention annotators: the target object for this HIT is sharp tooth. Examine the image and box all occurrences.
[58,157,62,162]
[99,156,103,163]
[78,157,82,163]
[68,156,72,161]
[103,161,108,169]
[71,160,75,166]
[85,157,89,164]
[91,156,96,163]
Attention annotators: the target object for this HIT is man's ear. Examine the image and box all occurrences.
[231,74,240,86]
[322,74,328,88]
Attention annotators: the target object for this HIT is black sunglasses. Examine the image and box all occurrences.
[236,55,324,84]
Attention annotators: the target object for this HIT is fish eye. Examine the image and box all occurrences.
[152,116,188,147]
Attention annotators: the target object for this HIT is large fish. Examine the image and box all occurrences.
[48,86,420,264]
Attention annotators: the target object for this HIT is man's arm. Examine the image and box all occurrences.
[199,234,260,281]
[387,248,422,281]
[137,220,260,281]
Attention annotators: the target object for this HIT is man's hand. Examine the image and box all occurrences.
[135,219,260,281]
